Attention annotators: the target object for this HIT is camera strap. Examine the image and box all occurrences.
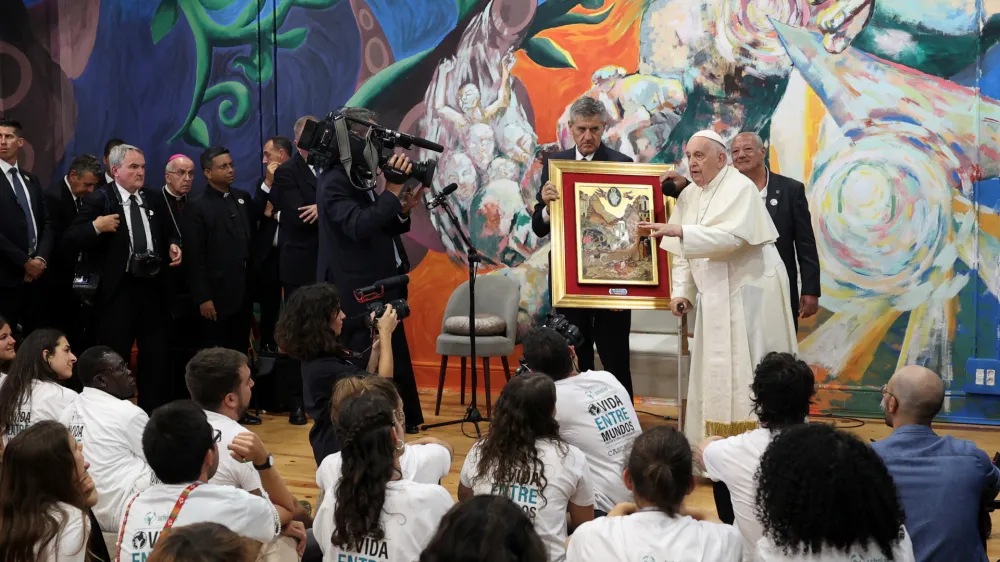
[334,116,380,189]
[110,186,158,259]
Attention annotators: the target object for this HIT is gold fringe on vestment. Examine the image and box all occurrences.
[705,420,759,438]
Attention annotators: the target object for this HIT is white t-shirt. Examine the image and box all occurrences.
[59,387,158,532]
[317,443,451,490]
[461,438,594,562]
[567,510,743,562]
[117,482,280,560]
[703,427,775,559]
[554,370,640,512]
[755,528,916,562]
[204,409,264,493]
[38,503,89,562]
[3,378,77,444]
[313,478,453,562]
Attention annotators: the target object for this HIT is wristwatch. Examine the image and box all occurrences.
[253,454,274,471]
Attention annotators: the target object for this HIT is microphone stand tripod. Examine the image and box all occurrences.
[421,191,487,436]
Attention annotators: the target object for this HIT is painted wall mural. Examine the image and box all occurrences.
[2,0,1000,421]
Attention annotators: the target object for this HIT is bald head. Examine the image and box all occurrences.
[165,155,195,196]
[887,365,944,425]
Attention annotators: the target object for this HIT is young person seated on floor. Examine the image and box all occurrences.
[567,426,742,561]
[313,393,453,561]
[117,400,305,562]
[754,423,915,561]
[459,373,594,562]
[316,375,453,493]
[0,420,99,562]
[0,314,15,377]
[0,328,78,445]
[695,351,815,558]
[274,282,397,464]
[59,346,159,535]
[420,495,548,562]
[147,522,259,562]
[185,347,310,526]
[521,326,640,516]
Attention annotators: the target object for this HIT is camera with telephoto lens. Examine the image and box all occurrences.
[129,251,162,279]
[515,312,584,376]
[365,299,411,328]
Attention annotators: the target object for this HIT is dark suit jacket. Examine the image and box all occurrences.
[252,176,280,274]
[181,186,260,316]
[317,167,410,317]
[765,171,820,314]
[0,166,54,288]
[44,177,81,287]
[531,143,633,238]
[272,154,318,288]
[67,183,178,305]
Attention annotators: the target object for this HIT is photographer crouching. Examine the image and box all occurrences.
[309,107,431,434]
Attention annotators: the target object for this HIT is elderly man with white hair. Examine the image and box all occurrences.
[639,130,797,444]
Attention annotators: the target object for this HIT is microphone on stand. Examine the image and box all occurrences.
[427,183,459,209]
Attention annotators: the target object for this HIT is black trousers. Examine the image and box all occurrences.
[256,250,282,349]
[200,300,253,354]
[0,280,48,338]
[343,318,424,427]
[98,274,170,413]
[557,307,633,399]
[167,297,200,401]
[282,283,306,410]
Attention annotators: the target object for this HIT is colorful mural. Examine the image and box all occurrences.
[2,0,1000,421]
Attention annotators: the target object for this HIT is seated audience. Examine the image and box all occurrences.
[0,420,98,562]
[185,347,310,525]
[274,282,397,464]
[522,326,640,515]
[696,351,814,558]
[420,496,548,562]
[873,365,1000,562]
[58,346,158,533]
[148,522,258,562]
[317,375,453,491]
[314,393,453,560]
[117,400,289,561]
[0,328,77,443]
[567,426,742,561]
[459,373,594,562]
[0,314,14,376]
[754,423,915,561]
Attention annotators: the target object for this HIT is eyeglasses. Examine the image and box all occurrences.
[880,384,896,401]
[167,171,195,179]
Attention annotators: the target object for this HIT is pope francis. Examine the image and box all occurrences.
[639,130,798,444]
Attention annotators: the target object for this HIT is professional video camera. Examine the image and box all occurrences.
[515,312,584,376]
[297,110,444,190]
[354,274,412,329]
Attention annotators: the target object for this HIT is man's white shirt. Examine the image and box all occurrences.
[317,442,451,490]
[115,182,154,255]
[204,409,264,493]
[2,378,77,444]
[567,510,743,562]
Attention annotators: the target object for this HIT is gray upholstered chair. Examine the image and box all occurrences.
[435,275,520,417]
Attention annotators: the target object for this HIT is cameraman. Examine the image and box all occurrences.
[316,107,425,434]
[522,326,642,516]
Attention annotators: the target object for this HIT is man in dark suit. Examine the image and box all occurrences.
[317,107,426,432]
[272,116,320,299]
[255,136,291,350]
[730,132,820,328]
[530,97,636,400]
[99,138,125,187]
[67,144,182,413]
[44,153,102,343]
[0,118,55,337]
[182,146,260,356]
[161,154,196,401]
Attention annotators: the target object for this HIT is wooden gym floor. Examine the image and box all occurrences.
[257,389,1000,558]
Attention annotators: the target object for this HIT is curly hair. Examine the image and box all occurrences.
[751,352,816,429]
[420,496,547,562]
[332,394,399,551]
[626,426,692,516]
[275,283,345,361]
[754,423,905,559]
[472,373,565,507]
[0,329,66,437]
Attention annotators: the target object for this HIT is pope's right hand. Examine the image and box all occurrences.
[670,297,692,317]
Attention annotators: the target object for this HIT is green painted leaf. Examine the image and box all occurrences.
[204,81,252,128]
[233,55,260,82]
[549,3,614,28]
[579,0,605,8]
[184,117,210,149]
[202,0,238,9]
[276,28,308,50]
[151,0,180,44]
[521,37,577,69]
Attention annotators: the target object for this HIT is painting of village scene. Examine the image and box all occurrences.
[575,183,658,285]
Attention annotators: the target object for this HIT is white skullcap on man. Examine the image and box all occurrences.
[690,129,727,149]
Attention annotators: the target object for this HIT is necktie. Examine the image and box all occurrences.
[75,197,82,213]
[8,169,36,253]
[129,194,149,254]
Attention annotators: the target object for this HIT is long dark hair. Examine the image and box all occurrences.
[626,426,692,516]
[0,329,66,437]
[0,421,89,562]
[332,394,398,551]
[275,283,345,361]
[420,495,547,562]
[472,374,565,504]
[755,423,905,559]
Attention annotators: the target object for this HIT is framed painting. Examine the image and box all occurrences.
[548,160,675,310]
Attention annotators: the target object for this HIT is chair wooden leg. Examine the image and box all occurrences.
[435,355,449,416]
[460,357,467,405]
[483,357,493,419]
[500,356,512,381]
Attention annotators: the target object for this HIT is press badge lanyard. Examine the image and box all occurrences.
[114,481,203,562]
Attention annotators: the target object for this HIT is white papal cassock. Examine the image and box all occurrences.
[660,165,798,444]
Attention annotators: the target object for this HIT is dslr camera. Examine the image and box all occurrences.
[129,251,162,279]
[354,275,413,330]
[515,312,584,376]
[365,299,411,329]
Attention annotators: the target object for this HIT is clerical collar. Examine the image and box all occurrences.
[575,147,596,161]
[163,185,185,200]
[205,185,231,197]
